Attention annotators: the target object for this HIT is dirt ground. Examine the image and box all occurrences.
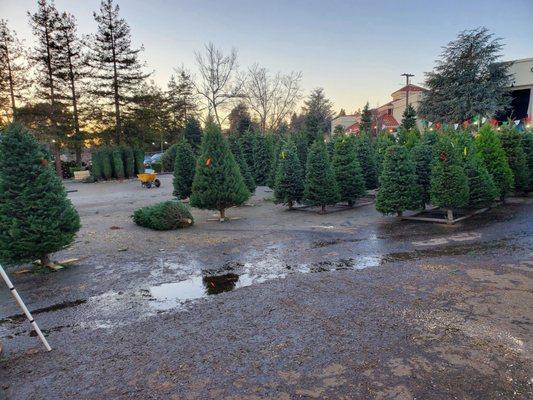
[0,175,532,399]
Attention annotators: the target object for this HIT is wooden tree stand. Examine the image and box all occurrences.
[399,205,493,225]
[292,195,375,214]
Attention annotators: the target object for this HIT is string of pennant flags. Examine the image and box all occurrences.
[418,115,531,131]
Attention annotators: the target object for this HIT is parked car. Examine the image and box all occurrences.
[144,152,163,167]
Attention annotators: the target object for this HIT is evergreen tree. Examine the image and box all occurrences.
[121,145,135,178]
[101,146,113,179]
[410,143,433,206]
[499,126,528,194]
[430,136,469,212]
[274,141,304,209]
[375,130,396,176]
[111,147,124,179]
[166,67,198,132]
[523,130,533,193]
[239,128,257,172]
[183,116,202,151]
[86,0,150,143]
[401,104,417,130]
[419,27,512,123]
[228,135,256,193]
[465,151,498,208]
[303,88,334,140]
[474,124,513,200]
[375,145,421,216]
[304,140,340,212]
[228,103,253,135]
[332,136,365,205]
[253,134,274,185]
[190,121,250,221]
[293,130,309,175]
[173,140,196,199]
[0,124,80,267]
[161,144,179,172]
[355,132,378,189]
[0,19,30,121]
[267,138,282,189]
[359,102,372,134]
[397,128,420,149]
[91,149,103,180]
[133,147,145,174]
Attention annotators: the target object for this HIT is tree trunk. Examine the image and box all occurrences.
[109,18,122,144]
[219,208,226,222]
[5,43,16,120]
[446,209,454,224]
[321,204,326,214]
[66,38,82,166]
[397,210,403,217]
[54,143,62,177]
[40,254,51,267]
[288,200,293,210]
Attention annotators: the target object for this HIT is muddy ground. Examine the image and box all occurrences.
[0,175,532,399]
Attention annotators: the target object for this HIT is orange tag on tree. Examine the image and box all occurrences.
[205,158,212,166]
[40,159,49,166]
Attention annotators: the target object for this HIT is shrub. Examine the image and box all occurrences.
[133,147,145,174]
[101,147,113,180]
[91,150,103,180]
[122,145,135,178]
[0,123,80,266]
[162,144,178,172]
[132,201,193,230]
[111,147,125,179]
[151,161,162,173]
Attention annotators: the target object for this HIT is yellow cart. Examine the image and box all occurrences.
[137,173,161,189]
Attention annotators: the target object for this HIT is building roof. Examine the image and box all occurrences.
[346,122,359,132]
[391,84,426,96]
[380,114,399,127]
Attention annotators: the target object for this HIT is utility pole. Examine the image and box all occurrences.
[401,73,414,108]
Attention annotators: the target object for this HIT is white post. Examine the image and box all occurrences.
[0,265,52,351]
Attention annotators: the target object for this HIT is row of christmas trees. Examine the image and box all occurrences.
[171,121,532,220]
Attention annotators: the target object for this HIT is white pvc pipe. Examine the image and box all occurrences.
[0,265,52,351]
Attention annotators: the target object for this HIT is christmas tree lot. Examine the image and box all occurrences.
[0,124,80,268]
[332,135,366,205]
[273,140,305,209]
[498,126,529,194]
[375,145,421,216]
[354,132,379,190]
[304,139,340,213]
[190,121,250,221]
[228,135,256,193]
[173,140,196,200]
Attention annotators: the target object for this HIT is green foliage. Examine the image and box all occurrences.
[410,143,433,205]
[151,161,162,173]
[162,144,178,172]
[101,147,113,180]
[304,140,340,210]
[430,136,469,209]
[375,131,396,176]
[267,139,282,189]
[499,127,529,193]
[401,104,417,130]
[274,141,305,208]
[132,200,193,230]
[421,129,439,147]
[111,147,125,179]
[183,116,203,151]
[355,132,378,189]
[523,130,533,192]
[332,136,366,205]
[464,151,498,208]
[190,122,250,216]
[303,88,334,138]
[418,27,512,123]
[360,102,372,134]
[0,124,80,265]
[122,145,135,178]
[293,130,309,175]
[239,128,256,172]
[91,149,103,180]
[173,141,196,199]
[133,147,145,174]
[397,128,420,149]
[228,135,256,193]
[375,145,421,215]
[253,134,274,186]
[474,124,514,199]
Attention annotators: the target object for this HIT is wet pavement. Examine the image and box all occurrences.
[0,177,532,399]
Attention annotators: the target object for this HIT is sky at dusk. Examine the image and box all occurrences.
[1,0,532,114]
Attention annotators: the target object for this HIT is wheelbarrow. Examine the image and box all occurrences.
[137,172,161,189]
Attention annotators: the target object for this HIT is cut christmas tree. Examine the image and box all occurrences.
[498,126,528,194]
[228,135,256,193]
[273,140,304,209]
[375,145,421,216]
[332,136,366,206]
[173,140,196,199]
[190,121,250,221]
[355,132,378,190]
[0,124,80,268]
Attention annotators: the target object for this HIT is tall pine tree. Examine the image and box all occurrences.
[355,132,378,189]
[401,104,417,130]
[304,139,340,213]
[173,140,196,199]
[359,102,372,134]
[228,135,256,193]
[86,0,150,143]
[190,121,250,221]
[0,124,80,267]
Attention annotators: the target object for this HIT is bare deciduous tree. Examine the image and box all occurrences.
[193,42,242,128]
[243,64,302,132]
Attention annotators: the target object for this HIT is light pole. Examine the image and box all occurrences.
[401,73,414,108]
